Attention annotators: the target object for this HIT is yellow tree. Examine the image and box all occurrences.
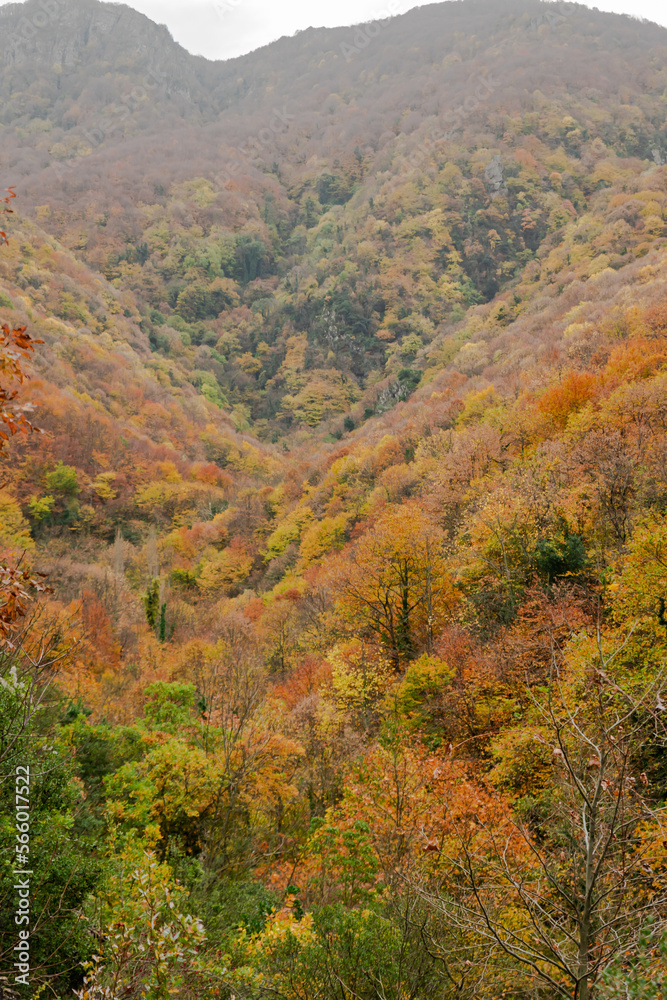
[335,502,458,667]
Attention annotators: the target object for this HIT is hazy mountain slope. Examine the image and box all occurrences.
[0,206,280,611]
[0,0,665,554]
[0,0,664,447]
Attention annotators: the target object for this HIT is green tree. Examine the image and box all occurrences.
[45,461,79,496]
[144,579,160,631]
[0,631,102,997]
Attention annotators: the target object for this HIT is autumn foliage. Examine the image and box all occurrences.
[2,4,667,998]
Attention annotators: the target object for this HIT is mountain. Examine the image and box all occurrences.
[1,2,667,996]
[1,0,666,442]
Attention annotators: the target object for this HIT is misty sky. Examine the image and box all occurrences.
[2,0,666,60]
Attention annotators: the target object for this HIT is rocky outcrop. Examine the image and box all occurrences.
[0,0,209,108]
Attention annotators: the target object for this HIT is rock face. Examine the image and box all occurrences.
[484,155,508,197]
[0,0,177,66]
[0,0,208,108]
[3,0,130,68]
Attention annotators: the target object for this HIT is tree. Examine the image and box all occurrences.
[598,918,667,999]
[414,633,667,1000]
[45,460,79,496]
[0,186,14,246]
[0,322,42,454]
[0,193,41,458]
[144,578,160,630]
[335,502,458,667]
[0,614,98,999]
[0,190,47,646]
[0,607,78,771]
[75,838,207,1000]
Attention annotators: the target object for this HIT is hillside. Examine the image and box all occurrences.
[1,1,667,998]
[1,0,666,439]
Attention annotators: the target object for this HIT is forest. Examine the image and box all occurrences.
[1,0,667,997]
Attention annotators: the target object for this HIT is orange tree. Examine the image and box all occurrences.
[0,188,47,644]
[242,738,525,1000]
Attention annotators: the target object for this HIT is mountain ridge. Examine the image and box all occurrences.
[1,0,665,450]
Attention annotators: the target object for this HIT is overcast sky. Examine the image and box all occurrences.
[2,0,666,60]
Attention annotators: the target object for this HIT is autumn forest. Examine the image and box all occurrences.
[1,0,667,996]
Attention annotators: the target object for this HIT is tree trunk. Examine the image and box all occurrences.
[577,799,596,1000]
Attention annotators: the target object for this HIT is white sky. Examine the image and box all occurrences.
[2,0,666,60]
